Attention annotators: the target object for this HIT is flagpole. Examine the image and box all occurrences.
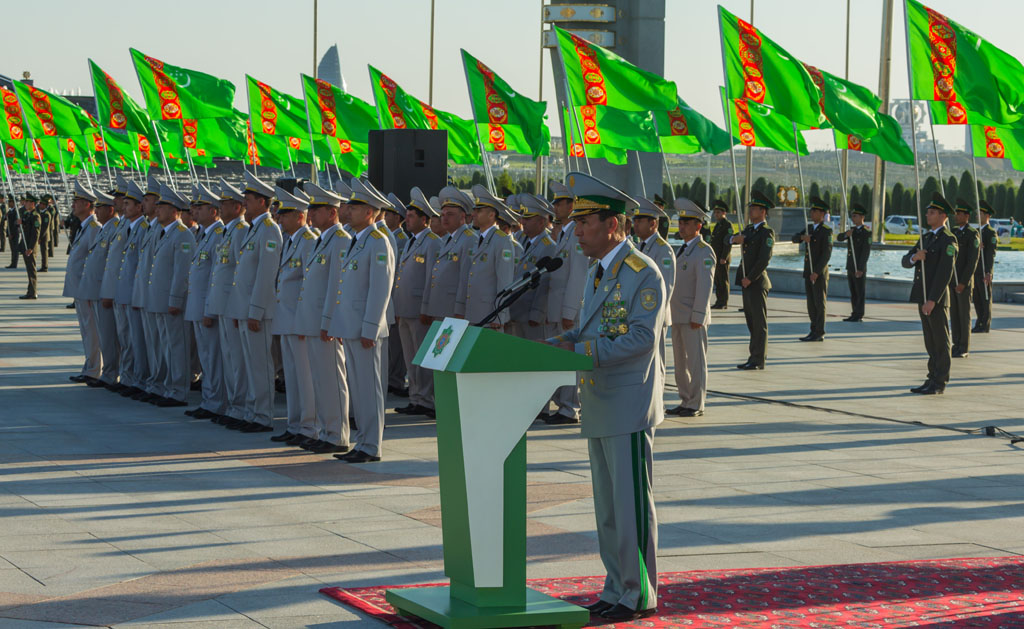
[651,117,675,200]
[717,8,744,229]
[56,141,72,203]
[150,121,175,188]
[299,74,321,185]
[459,51,497,194]
[902,1,927,304]
[286,145,296,178]
[705,153,712,209]
[967,124,991,303]
[203,165,211,188]
[97,128,115,189]
[553,29,591,175]
[928,114,946,196]
[793,121,814,274]
[634,151,647,197]
[833,141,858,274]
[534,0,545,194]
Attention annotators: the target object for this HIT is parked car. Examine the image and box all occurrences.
[884,215,920,235]
[990,218,1013,243]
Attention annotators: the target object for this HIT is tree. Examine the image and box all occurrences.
[810,181,821,200]
[891,182,905,214]
[921,176,939,204]
[1015,183,1024,221]
[945,175,959,202]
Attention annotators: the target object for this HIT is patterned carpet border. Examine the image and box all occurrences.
[319,557,1024,628]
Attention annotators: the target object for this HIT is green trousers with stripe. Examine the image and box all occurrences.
[588,428,658,611]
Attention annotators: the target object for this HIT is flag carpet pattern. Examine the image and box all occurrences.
[319,557,1024,628]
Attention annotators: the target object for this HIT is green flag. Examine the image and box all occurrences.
[555,26,676,112]
[130,48,236,121]
[719,6,825,128]
[461,49,550,157]
[906,0,1024,127]
[720,88,808,155]
[562,107,627,165]
[246,75,311,140]
[969,124,1024,170]
[575,105,659,152]
[12,81,96,139]
[368,65,481,164]
[834,113,913,165]
[803,64,883,138]
[654,98,735,155]
[89,59,153,134]
[301,74,379,146]
[0,86,27,143]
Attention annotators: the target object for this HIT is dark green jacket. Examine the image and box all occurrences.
[734,222,775,289]
[791,222,833,277]
[902,227,956,303]
[950,224,980,289]
[710,217,733,264]
[836,225,871,273]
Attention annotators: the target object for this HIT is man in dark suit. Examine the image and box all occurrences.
[708,200,733,310]
[731,191,775,369]
[791,197,833,341]
[836,204,871,321]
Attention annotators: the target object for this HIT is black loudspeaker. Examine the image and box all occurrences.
[368,129,448,200]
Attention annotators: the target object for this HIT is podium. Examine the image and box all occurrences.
[385,318,592,629]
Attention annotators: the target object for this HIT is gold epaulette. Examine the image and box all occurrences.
[427,232,440,240]
[302,231,316,240]
[624,253,648,273]
[495,229,509,238]
[655,236,668,246]
[236,222,247,230]
[214,226,224,234]
[541,235,553,246]
[369,229,385,240]
[176,223,187,232]
[463,227,475,238]
[263,217,275,227]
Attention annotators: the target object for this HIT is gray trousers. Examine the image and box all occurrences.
[92,301,120,384]
[343,338,384,457]
[309,336,349,447]
[671,323,708,412]
[397,317,432,408]
[157,312,191,402]
[142,311,167,397]
[589,428,658,612]
[219,316,247,420]
[240,320,275,426]
[387,322,406,390]
[113,304,135,388]
[193,320,225,414]
[75,301,102,379]
[282,335,316,438]
[126,306,148,389]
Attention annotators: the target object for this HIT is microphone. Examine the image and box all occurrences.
[497,256,563,298]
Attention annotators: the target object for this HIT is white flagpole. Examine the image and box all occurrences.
[902,2,927,303]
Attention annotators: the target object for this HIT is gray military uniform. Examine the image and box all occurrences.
[133,213,166,397]
[544,221,588,420]
[422,225,474,319]
[81,215,122,384]
[64,214,102,380]
[226,212,283,426]
[670,236,715,412]
[100,215,133,387]
[186,220,226,414]
[205,216,249,420]
[393,228,441,410]
[509,231,557,339]
[548,242,664,613]
[146,220,196,401]
[298,224,352,446]
[324,225,394,457]
[114,215,149,391]
[639,233,677,374]
[273,225,318,438]
[462,225,515,325]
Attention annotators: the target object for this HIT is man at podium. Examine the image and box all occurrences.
[545,172,664,622]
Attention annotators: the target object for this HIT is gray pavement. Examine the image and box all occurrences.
[1,247,1023,628]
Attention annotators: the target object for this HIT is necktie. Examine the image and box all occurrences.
[348,237,357,255]
[315,236,322,247]
[159,229,165,240]
[405,235,415,254]
[524,238,532,253]
[127,226,131,238]
[639,240,647,253]
[478,234,484,247]
[593,263,604,292]
[677,242,687,258]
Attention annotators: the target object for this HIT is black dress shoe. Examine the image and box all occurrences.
[709,304,726,310]
[40,267,48,272]
[919,382,945,395]
[678,408,704,417]
[66,303,76,309]
[119,386,141,397]
[240,423,273,433]
[334,450,381,463]
[86,378,107,388]
[665,405,684,416]
[286,433,311,446]
[156,398,187,407]
[584,600,613,615]
[69,375,88,383]
[600,604,656,621]
[298,438,324,450]
[310,442,350,454]
[424,408,436,419]
[213,415,234,425]
[798,333,815,342]
[105,382,126,393]
[736,362,764,370]
[224,419,250,430]
[395,404,418,415]
[952,351,968,358]
[388,385,409,398]
[131,390,151,401]
[192,408,217,419]
[271,431,296,443]
[190,379,202,391]
[18,294,37,300]
[843,316,862,322]
[910,381,932,394]
[543,413,580,425]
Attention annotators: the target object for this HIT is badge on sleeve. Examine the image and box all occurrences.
[376,252,387,265]
[766,237,774,248]
[640,288,658,311]
[946,244,955,257]
[502,249,512,261]
[266,241,277,251]
[182,242,191,252]
[661,257,671,268]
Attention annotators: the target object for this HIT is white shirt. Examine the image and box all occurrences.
[599,239,629,272]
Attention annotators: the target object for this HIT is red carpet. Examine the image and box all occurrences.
[319,557,1024,628]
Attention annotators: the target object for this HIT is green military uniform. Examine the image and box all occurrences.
[709,200,733,309]
[20,203,41,299]
[950,201,981,357]
[836,204,871,321]
[0,199,7,252]
[902,195,957,394]
[5,203,21,268]
[791,197,833,341]
[972,202,997,333]
[49,201,60,253]
[734,191,775,369]
[37,199,52,271]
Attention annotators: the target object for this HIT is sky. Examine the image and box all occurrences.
[2,0,1023,152]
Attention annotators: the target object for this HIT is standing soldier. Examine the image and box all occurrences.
[791,197,833,342]
[393,187,441,419]
[6,193,25,269]
[112,181,149,398]
[383,193,409,398]
[667,200,715,417]
[225,171,282,432]
[296,182,353,454]
[972,200,997,333]
[36,194,52,272]
[147,185,196,407]
[79,192,120,386]
[421,186,475,323]
[131,176,166,403]
[507,192,555,338]
[206,179,250,426]
[271,187,319,445]
[97,176,132,392]
[708,200,733,309]
[464,185,516,328]
[183,184,225,419]
[634,197,676,373]
[0,195,6,253]
[731,191,775,370]
[950,200,981,357]
[18,194,41,299]
[546,172,662,622]
[324,178,395,463]
[836,204,871,322]
[65,184,103,384]
[902,195,956,394]
[47,194,59,259]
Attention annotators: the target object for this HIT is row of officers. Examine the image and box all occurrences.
[59,168,725,463]
[3,192,62,299]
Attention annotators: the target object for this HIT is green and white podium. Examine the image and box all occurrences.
[385,318,592,629]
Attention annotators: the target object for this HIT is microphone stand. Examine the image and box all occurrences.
[475,275,540,328]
